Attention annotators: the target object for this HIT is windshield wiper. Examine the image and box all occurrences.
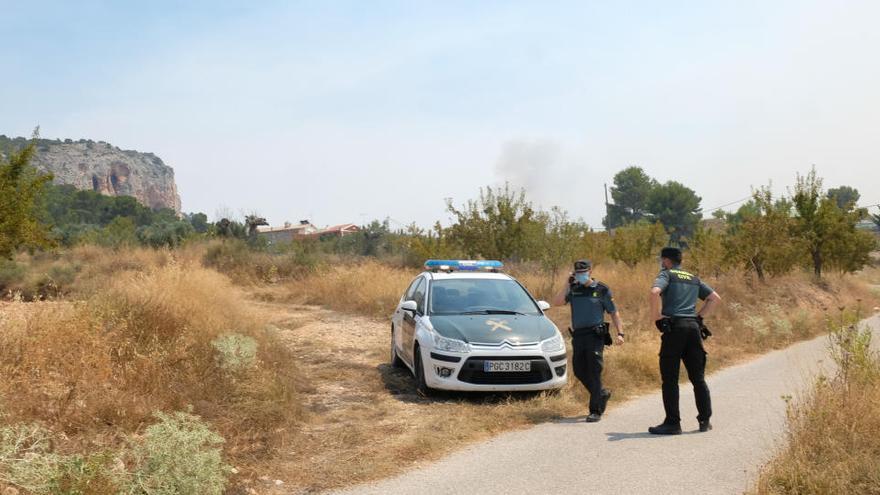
[461,309,528,315]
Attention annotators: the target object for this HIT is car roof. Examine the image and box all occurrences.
[423,271,513,281]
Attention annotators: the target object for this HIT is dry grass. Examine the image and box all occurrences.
[753,318,880,494]
[0,259,301,491]
[3,244,877,493]
[256,259,880,492]
[282,259,416,317]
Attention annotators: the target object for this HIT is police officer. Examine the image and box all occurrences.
[552,260,624,423]
[648,247,722,435]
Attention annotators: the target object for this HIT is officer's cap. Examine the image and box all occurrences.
[660,247,682,262]
[573,259,592,272]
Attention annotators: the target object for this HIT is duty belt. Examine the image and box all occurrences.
[570,323,609,337]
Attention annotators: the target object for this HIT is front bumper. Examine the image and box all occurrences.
[422,344,568,392]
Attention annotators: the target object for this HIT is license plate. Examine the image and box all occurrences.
[483,360,531,372]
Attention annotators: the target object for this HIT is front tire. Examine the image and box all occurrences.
[390,325,405,368]
[414,345,434,397]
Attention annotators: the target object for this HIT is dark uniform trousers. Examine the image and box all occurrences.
[659,318,712,424]
[571,331,607,415]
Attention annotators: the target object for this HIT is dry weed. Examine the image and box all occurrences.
[0,262,300,487]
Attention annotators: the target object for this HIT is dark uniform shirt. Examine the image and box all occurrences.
[566,281,616,329]
[652,266,713,317]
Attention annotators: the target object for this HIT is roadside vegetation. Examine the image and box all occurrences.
[2,136,879,492]
[753,309,880,494]
[0,251,300,493]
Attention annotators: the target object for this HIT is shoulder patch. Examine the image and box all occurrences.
[592,282,609,297]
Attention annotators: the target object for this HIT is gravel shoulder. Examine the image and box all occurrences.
[336,314,880,495]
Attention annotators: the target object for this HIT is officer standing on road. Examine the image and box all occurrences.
[648,247,722,435]
[552,260,625,423]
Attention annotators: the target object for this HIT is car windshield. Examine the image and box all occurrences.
[428,278,541,316]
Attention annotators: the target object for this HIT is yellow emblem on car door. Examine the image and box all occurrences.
[486,319,512,332]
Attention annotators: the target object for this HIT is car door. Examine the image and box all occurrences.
[402,277,426,364]
[394,277,420,362]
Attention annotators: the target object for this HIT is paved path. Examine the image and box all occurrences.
[337,314,880,495]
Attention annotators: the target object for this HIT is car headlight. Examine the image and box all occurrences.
[433,333,469,353]
[541,334,565,353]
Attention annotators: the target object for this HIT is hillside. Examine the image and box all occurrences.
[0,135,181,212]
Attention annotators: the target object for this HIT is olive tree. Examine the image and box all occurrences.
[0,137,54,258]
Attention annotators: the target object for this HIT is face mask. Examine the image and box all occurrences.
[574,272,590,284]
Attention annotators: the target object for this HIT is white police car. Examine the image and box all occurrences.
[390,260,568,394]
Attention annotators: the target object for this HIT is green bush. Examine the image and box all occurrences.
[0,259,25,291]
[212,333,258,372]
[0,424,63,493]
[129,411,229,495]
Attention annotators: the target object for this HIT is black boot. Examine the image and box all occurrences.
[699,419,712,432]
[648,422,682,435]
[586,413,602,423]
[599,389,612,415]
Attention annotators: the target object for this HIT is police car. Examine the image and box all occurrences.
[390,260,568,394]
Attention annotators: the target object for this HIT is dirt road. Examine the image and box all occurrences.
[335,314,880,495]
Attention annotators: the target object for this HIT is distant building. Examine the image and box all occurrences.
[257,220,319,244]
[257,220,361,244]
[314,223,360,238]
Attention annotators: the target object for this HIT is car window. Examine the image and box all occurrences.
[429,278,540,315]
[403,277,421,301]
[412,278,426,314]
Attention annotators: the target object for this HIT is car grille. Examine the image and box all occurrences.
[457,356,552,385]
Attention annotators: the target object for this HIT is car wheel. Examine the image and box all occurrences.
[413,345,434,397]
[390,325,405,368]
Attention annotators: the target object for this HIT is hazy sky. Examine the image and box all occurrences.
[3,1,878,228]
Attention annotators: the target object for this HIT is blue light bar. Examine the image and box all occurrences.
[424,260,503,272]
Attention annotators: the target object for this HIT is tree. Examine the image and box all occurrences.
[826,186,860,210]
[684,224,725,278]
[646,181,702,244]
[215,218,246,239]
[0,137,54,258]
[792,168,872,278]
[360,219,391,257]
[187,212,210,233]
[405,222,462,266]
[609,221,668,268]
[535,207,590,286]
[100,216,138,248]
[602,166,657,229]
[244,215,268,241]
[723,187,800,281]
[872,207,880,232]
[445,183,541,260]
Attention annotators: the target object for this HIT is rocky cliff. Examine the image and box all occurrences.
[0,136,182,212]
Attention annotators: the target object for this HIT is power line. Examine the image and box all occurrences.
[705,195,752,212]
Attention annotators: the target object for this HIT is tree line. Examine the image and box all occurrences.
[2,138,877,281]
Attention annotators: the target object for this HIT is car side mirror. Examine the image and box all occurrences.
[401,300,418,313]
[537,300,551,311]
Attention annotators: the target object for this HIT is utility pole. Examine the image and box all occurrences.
[604,183,611,233]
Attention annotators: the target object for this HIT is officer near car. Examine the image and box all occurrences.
[648,247,722,435]
[552,260,624,423]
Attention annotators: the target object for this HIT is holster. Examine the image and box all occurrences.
[570,323,612,346]
[601,323,613,347]
[655,318,673,334]
[698,316,712,340]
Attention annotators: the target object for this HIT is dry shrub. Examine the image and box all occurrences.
[0,245,171,300]
[202,239,322,285]
[754,319,880,494]
[283,259,417,317]
[0,262,300,459]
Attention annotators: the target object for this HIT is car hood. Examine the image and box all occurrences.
[428,314,557,344]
